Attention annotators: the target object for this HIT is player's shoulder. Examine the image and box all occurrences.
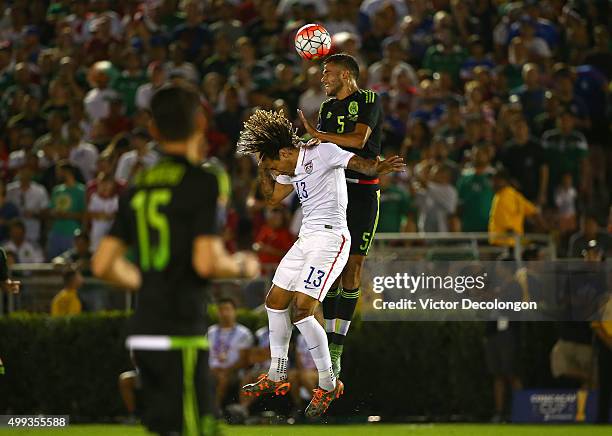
[320,97,336,108]
[314,141,343,157]
[356,88,379,104]
[207,324,219,336]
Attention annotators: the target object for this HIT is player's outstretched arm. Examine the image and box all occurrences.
[258,164,293,206]
[192,236,259,279]
[347,155,406,177]
[92,237,142,291]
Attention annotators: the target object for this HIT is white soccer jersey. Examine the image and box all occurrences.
[276,142,354,234]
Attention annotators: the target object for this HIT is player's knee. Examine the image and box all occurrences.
[292,297,317,322]
[265,290,284,310]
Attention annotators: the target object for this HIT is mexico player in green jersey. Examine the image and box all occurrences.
[298,53,383,378]
[93,84,258,436]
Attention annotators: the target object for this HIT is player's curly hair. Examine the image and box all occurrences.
[237,109,300,159]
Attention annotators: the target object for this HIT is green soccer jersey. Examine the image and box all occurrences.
[378,185,414,233]
[50,183,86,236]
[456,170,494,232]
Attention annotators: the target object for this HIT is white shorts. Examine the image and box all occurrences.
[272,230,350,301]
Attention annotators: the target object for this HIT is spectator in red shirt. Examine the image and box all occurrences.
[253,206,294,276]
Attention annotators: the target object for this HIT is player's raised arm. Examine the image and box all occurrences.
[346,155,406,177]
[299,109,372,150]
[258,161,294,207]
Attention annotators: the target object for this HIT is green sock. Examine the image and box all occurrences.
[329,343,343,377]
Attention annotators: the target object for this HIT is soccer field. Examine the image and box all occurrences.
[0,424,610,436]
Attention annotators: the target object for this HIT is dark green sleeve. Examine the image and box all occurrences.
[0,248,8,281]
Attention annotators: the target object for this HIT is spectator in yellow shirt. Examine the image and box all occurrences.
[51,269,83,316]
[489,169,546,247]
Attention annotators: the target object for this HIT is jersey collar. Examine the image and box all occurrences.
[294,147,306,176]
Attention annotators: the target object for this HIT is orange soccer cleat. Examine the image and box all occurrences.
[241,373,291,398]
[304,380,344,418]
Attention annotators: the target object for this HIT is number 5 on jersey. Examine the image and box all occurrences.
[131,189,172,271]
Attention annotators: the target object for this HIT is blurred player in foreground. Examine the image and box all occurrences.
[237,110,404,417]
[93,84,258,436]
[0,247,20,376]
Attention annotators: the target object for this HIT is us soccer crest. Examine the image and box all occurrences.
[348,101,359,115]
[304,160,313,174]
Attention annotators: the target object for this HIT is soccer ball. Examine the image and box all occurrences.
[294,23,331,60]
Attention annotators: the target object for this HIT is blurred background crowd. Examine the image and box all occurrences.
[0,0,610,277]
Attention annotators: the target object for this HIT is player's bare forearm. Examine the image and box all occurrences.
[258,166,293,206]
[92,237,141,291]
[347,155,406,177]
[258,165,276,203]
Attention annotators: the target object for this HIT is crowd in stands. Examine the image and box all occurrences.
[0,0,610,277]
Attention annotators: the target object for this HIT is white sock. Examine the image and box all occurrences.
[266,306,292,382]
[324,318,336,333]
[336,319,351,336]
[294,315,336,391]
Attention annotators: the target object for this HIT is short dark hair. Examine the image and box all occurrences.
[323,53,360,80]
[150,84,202,142]
[217,297,236,309]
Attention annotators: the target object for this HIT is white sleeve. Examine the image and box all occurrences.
[317,142,354,169]
[274,174,293,185]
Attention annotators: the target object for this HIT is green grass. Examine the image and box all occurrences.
[1,424,610,436]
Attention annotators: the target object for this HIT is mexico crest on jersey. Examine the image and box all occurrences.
[304,160,313,174]
[348,101,359,115]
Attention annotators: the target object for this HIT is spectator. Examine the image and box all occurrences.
[460,36,495,82]
[83,61,120,123]
[0,182,19,243]
[51,230,92,276]
[568,214,611,259]
[500,117,548,205]
[113,48,146,116]
[422,28,468,85]
[135,62,167,111]
[584,25,612,80]
[87,175,118,250]
[114,128,158,184]
[253,207,294,275]
[208,298,254,410]
[103,96,132,137]
[489,169,545,247]
[413,164,458,233]
[47,163,86,259]
[50,269,83,317]
[378,173,415,233]
[541,110,590,202]
[3,219,44,264]
[513,63,545,125]
[298,66,326,128]
[165,42,200,85]
[555,173,578,236]
[66,122,99,182]
[6,166,49,244]
[435,98,465,148]
[368,38,417,90]
[456,145,494,232]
